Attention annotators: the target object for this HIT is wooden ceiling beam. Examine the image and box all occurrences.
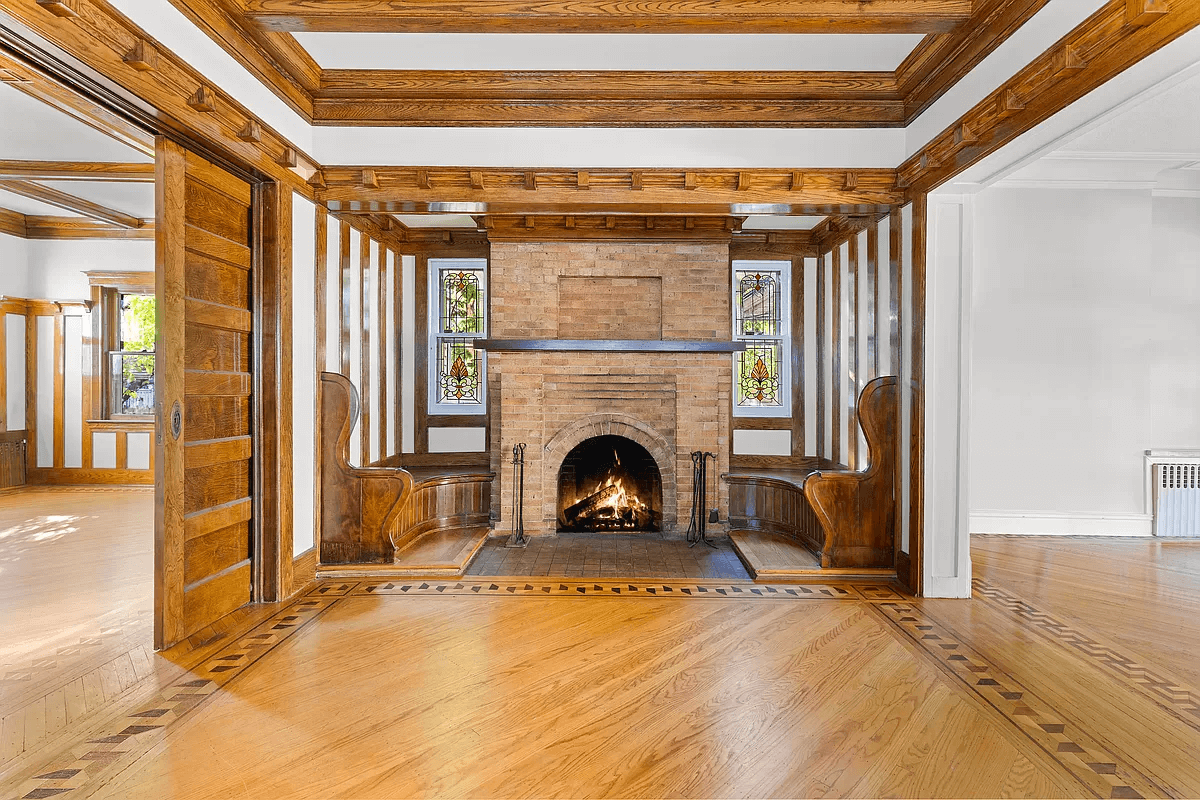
[313,70,905,127]
[244,0,973,34]
[482,214,739,241]
[0,207,29,238]
[0,180,144,228]
[318,167,903,214]
[0,160,155,182]
[24,216,156,239]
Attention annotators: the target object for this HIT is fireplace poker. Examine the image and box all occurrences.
[686,450,719,548]
[506,442,528,548]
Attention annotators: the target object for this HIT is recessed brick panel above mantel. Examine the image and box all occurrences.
[489,241,729,341]
[489,240,731,537]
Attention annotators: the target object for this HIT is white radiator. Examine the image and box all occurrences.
[1154,462,1200,538]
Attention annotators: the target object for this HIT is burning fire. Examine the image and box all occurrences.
[563,448,651,530]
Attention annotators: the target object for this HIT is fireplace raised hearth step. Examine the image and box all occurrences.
[730,530,896,581]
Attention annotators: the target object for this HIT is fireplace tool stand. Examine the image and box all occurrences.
[506,442,528,548]
[686,450,719,548]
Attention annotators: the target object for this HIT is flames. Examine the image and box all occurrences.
[562,448,652,530]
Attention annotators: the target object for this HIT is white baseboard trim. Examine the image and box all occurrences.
[970,510,1153,536]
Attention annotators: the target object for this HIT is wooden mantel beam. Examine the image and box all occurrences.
[0,180,144,229]
[0,160,155,182]
[244,0,973,34]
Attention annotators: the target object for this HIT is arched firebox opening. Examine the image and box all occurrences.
[557,435,663,533]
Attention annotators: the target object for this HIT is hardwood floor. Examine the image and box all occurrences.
[3,498,1200,799]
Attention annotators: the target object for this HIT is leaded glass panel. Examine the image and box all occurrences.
[435,338,483,405]
[735,269,782,337]
[440,268,484,335]
[736,342,783,408]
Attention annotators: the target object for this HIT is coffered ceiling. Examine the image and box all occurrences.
[168,0,1054,128]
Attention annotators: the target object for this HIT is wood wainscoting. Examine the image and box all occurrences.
[0,430,27,489]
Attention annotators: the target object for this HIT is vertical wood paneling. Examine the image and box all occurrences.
[52,315,64,470]
[909,194,928,596]
[888,205,905,575]
[830,245,841,466]
[157,143,255,649]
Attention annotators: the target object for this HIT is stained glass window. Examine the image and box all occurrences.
[430,259,487,413]
[733,262,789,415]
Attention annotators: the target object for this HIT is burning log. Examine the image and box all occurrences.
[564,484,621,525]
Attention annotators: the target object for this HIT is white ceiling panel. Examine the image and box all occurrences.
[740,215,827,230]
[39,181,156,218]
[393,214,480,228]
[0,187,84,217]
[294,33,923,72]
[0,84,150,163]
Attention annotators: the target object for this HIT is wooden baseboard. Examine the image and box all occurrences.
[27,467,153,486]
[291,548,317,592]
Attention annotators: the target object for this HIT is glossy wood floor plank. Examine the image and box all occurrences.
[92,594,1077,800]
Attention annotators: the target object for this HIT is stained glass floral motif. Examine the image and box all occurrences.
[436,339,481,404]
[737,343,782,407]
[432,261,486,410]
[733,264,786,410]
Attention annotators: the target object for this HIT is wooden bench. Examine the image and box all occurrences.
[725,375,898,571]
[318,372,494,571]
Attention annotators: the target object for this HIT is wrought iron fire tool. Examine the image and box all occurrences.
[506,442,528,548]
[686,450,719,548]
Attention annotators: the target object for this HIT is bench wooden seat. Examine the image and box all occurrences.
[725,375,898,571]
[318,372,494,570]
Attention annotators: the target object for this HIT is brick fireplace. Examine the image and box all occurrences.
[487,240,732,537]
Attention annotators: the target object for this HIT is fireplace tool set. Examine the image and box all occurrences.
[686,450,719,548]
[506,442,528,548]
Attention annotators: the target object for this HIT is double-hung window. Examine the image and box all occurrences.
[732,260,790,417]
[428,258,487,415]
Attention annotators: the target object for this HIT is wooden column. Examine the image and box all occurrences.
[830,244,842,466]
[888,205,906,582]
[909,194,928,595]
[254,180,293,602]
[847,235,859,470]
[360,235,372,462]
[339,221,351,377]
[393,250,405,459]
[153,137,186,650]
[414,254,429,457]
[866,222,880,380]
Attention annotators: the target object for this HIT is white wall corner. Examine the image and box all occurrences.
[922,193,974,598]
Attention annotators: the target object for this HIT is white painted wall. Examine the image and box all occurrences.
[292,193,318,557]
[25,239,153,300]
[0,233,30,297]
[968,185,1200,535]
[5,314,24,431]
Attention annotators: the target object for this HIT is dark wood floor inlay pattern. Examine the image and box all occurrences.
[350,578,906,601]
[467,533,751,580]
[11,596,337,800]
[874,601,1167,800]
[973,577,1200,731]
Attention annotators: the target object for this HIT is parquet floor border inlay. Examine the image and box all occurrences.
[8,596,336,800]
[873,600,1168,800]
[344,578,908,601]
[972,577,1200,733]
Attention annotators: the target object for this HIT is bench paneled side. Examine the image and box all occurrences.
[805,375,898,568]
[320,371,413,564]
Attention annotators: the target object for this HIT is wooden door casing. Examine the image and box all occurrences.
[156,138,255,649]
